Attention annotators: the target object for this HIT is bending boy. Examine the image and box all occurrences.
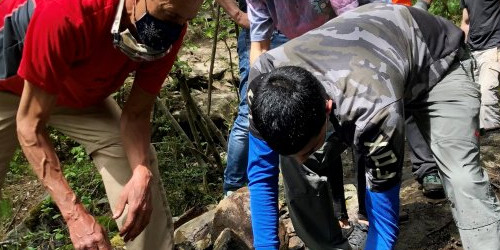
[247,3,500,249]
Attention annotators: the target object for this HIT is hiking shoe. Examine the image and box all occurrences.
[348,222,368,250]
[422,173,445,199]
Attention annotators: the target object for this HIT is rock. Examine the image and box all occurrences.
[174,209,216,249]
[174,242,195,250]
[278,219,290,250]
[169,91,237,125]
[213,228,249,250]
[288,236,306,250]
[174,206,209,229]
[177,38,238,89]
[211,188,253,248]
[212,187,289,249]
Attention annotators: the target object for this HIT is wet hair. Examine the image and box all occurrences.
[250,66,327,155]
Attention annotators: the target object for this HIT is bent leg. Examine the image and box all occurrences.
[49,97,173,250]
[0,92,21,189]
[415,61,500,249]
[405,115,437,182]
[224,28,251,194]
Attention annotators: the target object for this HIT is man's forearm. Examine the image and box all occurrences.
[216,0,249,29]
[16,81,84,221]
[461,8,470,40]
[250,40,271,65]
[18,125,85,219]
[120,85,156,171]
[120,111,152,170]
[216,0,242,21]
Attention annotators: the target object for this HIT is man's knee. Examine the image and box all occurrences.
[445,166,489,194]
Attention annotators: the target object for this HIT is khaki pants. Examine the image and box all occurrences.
[472,47,500,130]
[0,91,173,250]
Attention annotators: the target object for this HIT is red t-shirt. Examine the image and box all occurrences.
[0,0,185,108]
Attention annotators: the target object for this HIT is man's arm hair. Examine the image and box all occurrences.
[461,8,470,40]
[215,0,249,28]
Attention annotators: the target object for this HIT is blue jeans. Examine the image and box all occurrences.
[223,29,288,194]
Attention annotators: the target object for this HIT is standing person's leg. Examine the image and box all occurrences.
[224,29,289,195]
[472,47,500,131]
[405,115,443,197]
[49,97,173,250]
[0,91,21,190]
[223,28,251,195]
[414,59,500,249]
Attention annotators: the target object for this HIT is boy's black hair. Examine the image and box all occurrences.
[250,66,328,155]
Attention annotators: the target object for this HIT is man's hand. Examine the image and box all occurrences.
[233,10,250,29]
[113,165,153,242]
[215,0,250,29]
[67,207,112,250]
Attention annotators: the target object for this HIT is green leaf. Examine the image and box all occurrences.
[0,198,12,219]
[55,232,65,240]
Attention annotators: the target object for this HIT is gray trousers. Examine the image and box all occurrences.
[406,115,438,182]
[280,59,500,249]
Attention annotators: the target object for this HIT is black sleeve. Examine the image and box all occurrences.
[354,101,405,192]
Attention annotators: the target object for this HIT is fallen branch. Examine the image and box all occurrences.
[179,77,224,169]
[155,98,208,169]
[193,103,227,149]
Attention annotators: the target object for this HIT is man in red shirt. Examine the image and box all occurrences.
[0,0,202,249]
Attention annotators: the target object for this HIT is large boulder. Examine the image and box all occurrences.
[211,187,253,248]
[213,228,249,250]
[174,209,216,250]
[211,187,289,249]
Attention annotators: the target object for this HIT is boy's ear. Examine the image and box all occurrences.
[325,99,333,115]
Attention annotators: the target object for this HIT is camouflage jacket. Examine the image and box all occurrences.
[247,4,464,248]
[248,4,464,174]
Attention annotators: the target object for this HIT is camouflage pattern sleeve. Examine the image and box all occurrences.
[353,100,405,192]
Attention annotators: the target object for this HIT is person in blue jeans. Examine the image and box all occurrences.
[216,0,288,196]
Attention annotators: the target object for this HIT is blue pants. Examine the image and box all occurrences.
[223,29,288,194]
